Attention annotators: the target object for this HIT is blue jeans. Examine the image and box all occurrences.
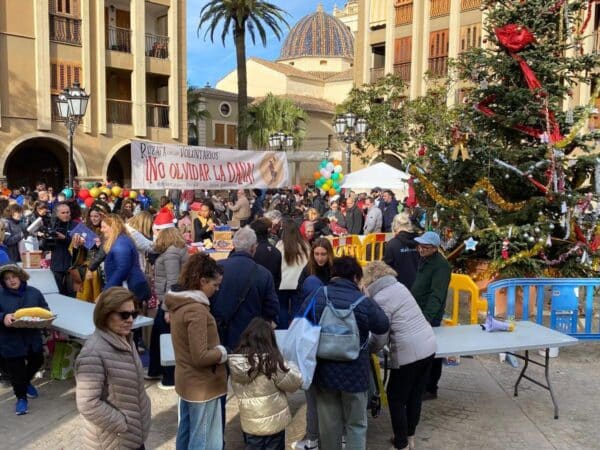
[277,290,300,329]
[176,397,223,450]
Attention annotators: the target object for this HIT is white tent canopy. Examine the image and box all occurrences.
[341,162,409,195]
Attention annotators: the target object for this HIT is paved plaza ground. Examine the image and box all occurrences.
[1,341,599,450]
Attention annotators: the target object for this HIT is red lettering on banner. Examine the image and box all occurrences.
[145,156,166,183]
[169,163,178,180]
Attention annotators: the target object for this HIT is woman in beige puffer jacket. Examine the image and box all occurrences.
[75,287,151,450]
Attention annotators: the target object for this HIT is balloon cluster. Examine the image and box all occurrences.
[71,183,138,208]
[313,160,344,196]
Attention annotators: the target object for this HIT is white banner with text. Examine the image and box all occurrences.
[131,140,290,189]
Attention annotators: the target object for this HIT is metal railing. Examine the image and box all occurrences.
[395,3,413,26]
[147,103,169,128]
[106,26,131,53]
[430,0,450,17]
[49,15,81,44]
[393,62,411,82]
[461,0,482,11]
[427,56,448,78]
[146,33,169,59]
[370,67,385,83]
[107,99,132,125]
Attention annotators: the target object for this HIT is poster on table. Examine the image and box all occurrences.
[130,140,290,189]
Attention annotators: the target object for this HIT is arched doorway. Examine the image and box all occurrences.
[371,152,403,170]
[107,144,131,187]
[4,137,76,190]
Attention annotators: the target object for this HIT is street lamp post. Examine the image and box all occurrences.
[56,82,90,189]
[333,113,368,174]
[268,131,294,151]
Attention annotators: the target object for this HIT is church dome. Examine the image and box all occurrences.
[279,6,354,61]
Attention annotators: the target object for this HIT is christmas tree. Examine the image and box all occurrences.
[409,0,600,279]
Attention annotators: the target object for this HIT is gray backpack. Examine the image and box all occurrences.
[316,287,367,361]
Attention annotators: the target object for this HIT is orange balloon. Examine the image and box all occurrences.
[313,171,321,180]
[328,188,337,196]
[333,160,341,166]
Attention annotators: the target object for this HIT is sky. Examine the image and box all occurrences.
[186,0,340,88]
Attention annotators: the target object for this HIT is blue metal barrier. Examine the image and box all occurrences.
[485,278,600,340]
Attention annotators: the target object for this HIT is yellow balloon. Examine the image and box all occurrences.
[129,190,138,199]
[89,187,100,198]
[111,186,122,197]
[101,187,112,197]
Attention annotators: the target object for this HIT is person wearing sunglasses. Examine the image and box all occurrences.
[75,287,151,450]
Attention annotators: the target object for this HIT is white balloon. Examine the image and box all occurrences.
[334,165,343,173]
[326,162,335,172]
[323,170,332,179]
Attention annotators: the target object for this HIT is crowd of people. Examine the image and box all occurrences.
[0,180,452,450]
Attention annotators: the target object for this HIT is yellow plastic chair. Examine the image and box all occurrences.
[443,273,488,326]
[331,235,363,258]
[358,233,387,266]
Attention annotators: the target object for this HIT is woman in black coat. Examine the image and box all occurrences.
[383,212,421,289]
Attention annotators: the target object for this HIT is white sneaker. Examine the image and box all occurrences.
[294,438,319,450]
[157,382,175,391]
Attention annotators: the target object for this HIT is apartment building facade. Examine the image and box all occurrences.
[0,0,186,189]
[354,0,600,121]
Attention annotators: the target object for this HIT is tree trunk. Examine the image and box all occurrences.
[235,26,248,150]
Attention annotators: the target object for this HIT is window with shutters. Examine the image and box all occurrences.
[50,61,82,120]
[49,0,81,44]
[393,37,411,82]
[461,0,482,11]
[50,61,82,94]
[430,0,450,18]
[460,24,482,52]
[428,29,449,78]
[213,122,237,147]
[395,0,412,26]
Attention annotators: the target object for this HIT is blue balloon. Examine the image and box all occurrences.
[319,160,328,169]
[62,188,74,199]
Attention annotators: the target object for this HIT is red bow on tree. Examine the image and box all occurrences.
[476,24,563,144]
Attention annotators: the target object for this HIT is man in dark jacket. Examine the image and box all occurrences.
[46,202,76,297]
[344,196,364,235]
[250,218,282,290]
[411,231,451,400]
[299,256,389,450]
[383,212,420,288]
[211,227,279,351]
[380,190,399,233]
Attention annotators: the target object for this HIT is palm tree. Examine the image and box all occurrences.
[187,85,211,145]
[198,0,289,150]
[245,93,307,149]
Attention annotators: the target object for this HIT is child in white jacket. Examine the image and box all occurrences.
[228,318,303,450]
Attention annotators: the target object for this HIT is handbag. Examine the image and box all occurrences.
[69,266,84,293]
[316,287,367,362]
[279,292,321,389]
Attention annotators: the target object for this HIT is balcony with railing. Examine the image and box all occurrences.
[370,67,385,83]
[49,15,81,45]
[106,26,132,53]
[146,34,169,59]
[393,63,411,82]
[147,103,169,128]
[461,0,482,11]
[428,56,448,78]
[430,0,450,17]
[107,99,132,125]
[395,2,413,26]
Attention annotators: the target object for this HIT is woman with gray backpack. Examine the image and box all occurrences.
[298,256,389,450]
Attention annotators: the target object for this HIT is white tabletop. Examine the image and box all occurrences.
[26,269,60,295]
[46,293,154,340]
[433,321,578,358]
[161,333,175,366]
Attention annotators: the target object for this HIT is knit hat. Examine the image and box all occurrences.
[153,207,176,229]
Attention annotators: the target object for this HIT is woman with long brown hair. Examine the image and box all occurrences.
[275,220,309,329]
